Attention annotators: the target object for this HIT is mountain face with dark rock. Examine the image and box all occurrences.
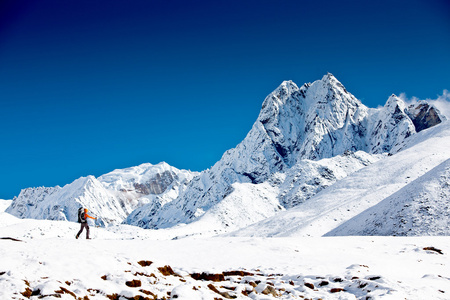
[6,74,445,237]
[6,163,198,225]
[406,101,444,132]
[132,171,177,195]
[125,74,444,234]
[6,186,62,220]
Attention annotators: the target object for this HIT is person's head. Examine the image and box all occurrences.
[84,208,88,213]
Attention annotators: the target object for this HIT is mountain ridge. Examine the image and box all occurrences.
[229,120,450,237]
[5,73,447,238]
[125,74,446,235]
[6,163,198,225]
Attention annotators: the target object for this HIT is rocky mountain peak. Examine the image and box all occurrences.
[406,101,444,132]
[7,74,447,237]
[321,72,339,85]
[319,72,351,96]
[260,80,300,114]
[384,94,407,114]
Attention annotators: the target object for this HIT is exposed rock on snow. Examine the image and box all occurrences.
[6,74,447,238]
[407,101,444,132]
[99,162,195,197]
[133,74,444,234]
[6,163,197,225]
[1,216,450,300]
[6,176,128,225]
[278,151,381,209]
[367,94,416,154]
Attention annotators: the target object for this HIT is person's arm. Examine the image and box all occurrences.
[86,213,97,220]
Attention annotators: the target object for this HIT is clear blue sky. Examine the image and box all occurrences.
[1,0,449,199]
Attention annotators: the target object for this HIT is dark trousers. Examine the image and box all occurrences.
[76,222,90,239]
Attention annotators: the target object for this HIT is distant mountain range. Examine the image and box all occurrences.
[6,74,449,237]
[6,162,198,226]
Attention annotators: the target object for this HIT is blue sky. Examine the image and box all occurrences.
[1,0,449,199]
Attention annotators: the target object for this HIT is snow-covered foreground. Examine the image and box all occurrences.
[1,214,450,300]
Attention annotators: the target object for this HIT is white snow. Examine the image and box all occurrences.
[137,74,442,233]
[6,74,447,239]
[229,121,450,238]
[6,163,198,226]
[1,216,450,299]
[327,158,450,236]
[1,74,450,299]
[0,199,12,212]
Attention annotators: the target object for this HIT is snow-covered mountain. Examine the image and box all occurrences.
[0,199,12,213]
[6,73,447,238]
[6,162,198,225]
[327,157,450,236]
[229,120,450,238]
[127,73,445,236]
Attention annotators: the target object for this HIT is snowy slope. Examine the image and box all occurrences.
[125,151,382,236]
[6,176,127,225]
[229,121,450,237]
[327,158,450,236]
[366,94,416,154]
[7,74,446,237]
[0,199,12,212]
[134,74,443,232]
[1,216,450,300]
[6,163,197,225]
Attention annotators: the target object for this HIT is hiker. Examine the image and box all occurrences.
[76,208,97,239]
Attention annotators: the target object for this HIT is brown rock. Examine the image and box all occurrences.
[55,287,76,298]
[191,272,225,282]
[125,279,142,288]
[207,283,237,299]
[158,265,179,276]
[223,270,254,277]
[423,247,444,255]
[138,260,153,267]
[261,285,280,297]
[304,282,315,290]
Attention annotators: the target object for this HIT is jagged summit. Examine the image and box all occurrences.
[321,72,339,85]
[126,74,445,232]
[385,94,407,111]
[6,74,447,238]
[260,73,354,118]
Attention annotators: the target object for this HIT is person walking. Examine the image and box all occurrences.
[76,208,97,239]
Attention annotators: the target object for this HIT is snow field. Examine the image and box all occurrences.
[0,199,11,208]
[230,121,450,238]
[1,216,450,299]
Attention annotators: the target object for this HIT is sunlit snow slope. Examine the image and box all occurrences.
[229,121,450,237]
[6,163,197,225]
